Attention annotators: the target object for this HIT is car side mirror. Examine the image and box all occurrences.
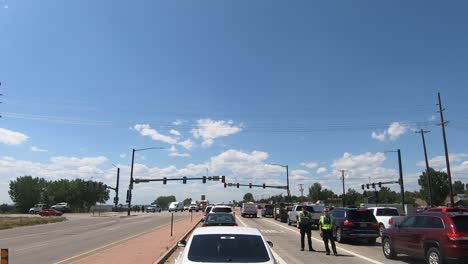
[177,240,186,247]
[267,241,273,248]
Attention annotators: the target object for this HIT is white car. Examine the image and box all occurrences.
[189,202,200,212]
[367,207,400,235]
[175,227,277,264]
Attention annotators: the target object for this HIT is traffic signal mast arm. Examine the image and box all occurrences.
[224,182,288,189]
[134,175,225,184]
[362,180,401,190]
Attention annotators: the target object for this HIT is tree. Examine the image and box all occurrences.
[9,176,47,213]
[308,182,322,202]
[418,168,449,206]
[377,187,399,204]
[319,189,335,201]
[345,188,363,206]
[183,198,192,206]
[453,181,465,195]
[243,193,254,202]
[154,195,176,209]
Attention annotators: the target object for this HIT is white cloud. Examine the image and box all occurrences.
[191,119,242,147]
[316,167,327,174]
[50,156,108,167]
[178,139,195,150]
[0,128,29,145]
[173,120,184,126]
[30,146,47,152]
[170,129,181,136]
[331,152,397,182]
[301,162,318,169]
[417,153,468,169]
[134,124,177,145]
[371,122,410,142]
[169,145,190,157]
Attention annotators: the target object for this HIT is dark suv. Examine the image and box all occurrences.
[330,207,379,244]
[261,204,274,217]
[382,211,468,264]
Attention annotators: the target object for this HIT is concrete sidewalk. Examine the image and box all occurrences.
[61,215,202,264]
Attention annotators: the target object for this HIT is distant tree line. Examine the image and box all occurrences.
[8,176,110,213]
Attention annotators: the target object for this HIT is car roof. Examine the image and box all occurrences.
[212,205,232,208]
[192,227,261,236]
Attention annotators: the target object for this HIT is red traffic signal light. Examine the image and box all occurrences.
[202,176,206,183]
[262,183,266,189]
[378,182,382,188]
[361,184,365,190]
[249,183,252,188]
[372,183,375,189]
[221,176,226,183]
[366,184,370,189]
[236,183,239,188]
[224,183,227,188]
[183,177,187,184]
[163,177,167,184]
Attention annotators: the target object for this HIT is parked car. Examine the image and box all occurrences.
[382,211,468,264]
[29,203,47,214]
[168,202,184,212]
[241,203,257,218]
[184,205,189,211]
[288,204,323,228]
[203,205,214,220]
[330,207,380,244]
[202,213,238,227]
[51,202,69,212]
[39,209,63,216]
[189,202,200,212]
[146,205,162,212]
[368,207,400,236]
[211,205,234,215]
[261,204,274,218]
[175,227,276,264]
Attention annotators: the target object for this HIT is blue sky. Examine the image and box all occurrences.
[1,0,468,204]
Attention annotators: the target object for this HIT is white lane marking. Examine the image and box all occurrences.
[236,217,287,264]
[264,219,385,264]
[16,242,51,252]
[0,220,118,241]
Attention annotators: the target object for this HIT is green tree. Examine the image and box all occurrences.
[319,188,336,201]
[308,182,322,202]
[453,181,465,195]
[345,188,363,206]
[154,195,176,209]
[418,168,449,206]
[182,198,192,206]
[377,187,399,204]
[243,193,254,202]
[9,176,47,213]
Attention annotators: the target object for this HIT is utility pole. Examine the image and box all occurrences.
[437,92,455,207]
[114,167,120,208]
[398,149,405,214]
[298,184,304,198]
[340,170,347,207]
[416,129,433,207]
[127,149,136,216]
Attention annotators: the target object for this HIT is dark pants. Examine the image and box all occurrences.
[300,225,312,250]
[322,229,337,254]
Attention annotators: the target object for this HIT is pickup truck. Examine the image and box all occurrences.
[367,207,400,235]
[29,203,47,214]
[241,203,257,218]
[51,202,69,212]
[287,204,324,229]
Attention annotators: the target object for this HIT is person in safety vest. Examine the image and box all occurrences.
[319,208,337,256]
[298,205,315,251]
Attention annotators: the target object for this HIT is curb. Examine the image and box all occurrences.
[154,218,202,264]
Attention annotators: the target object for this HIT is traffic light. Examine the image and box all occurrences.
[183,177,187,184]
[202,176,206,183]
[221,176,226,183]
[361,184,365,190]
[262,183,266,189]
[378,182,382,188]
[366,184,370,189]
[372,183,375,189]
[236,183,240,188]
[224,183,227,188]
[249,183,252,188]
[163,177,167,184]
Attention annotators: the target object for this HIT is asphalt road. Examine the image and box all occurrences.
[237,211,426,264]
[0,211,192,264]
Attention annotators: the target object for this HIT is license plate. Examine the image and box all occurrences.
[360,223,366,227]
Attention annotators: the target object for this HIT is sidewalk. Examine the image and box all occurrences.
[70,215,202,264]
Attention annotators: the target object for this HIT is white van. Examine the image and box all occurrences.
[168,201,184,212]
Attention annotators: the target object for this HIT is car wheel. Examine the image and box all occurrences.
[426,247,443,264]
[336,228,344,243]
[379,224,385,236]
[382,237,396,259]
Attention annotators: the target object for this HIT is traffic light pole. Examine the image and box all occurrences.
[398,149,405,214]
[127,149,136,216]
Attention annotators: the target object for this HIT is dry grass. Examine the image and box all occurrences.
[0,216,66,230]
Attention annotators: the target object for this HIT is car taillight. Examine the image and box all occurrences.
[388,218,394,225]
[343,220,354,226]
[448,232,463,241]
[372,222,379,227]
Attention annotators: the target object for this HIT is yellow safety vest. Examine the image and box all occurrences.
[320,215,333,230]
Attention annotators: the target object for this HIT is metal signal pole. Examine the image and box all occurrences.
[437,92,454,207]
[416,129,433,207]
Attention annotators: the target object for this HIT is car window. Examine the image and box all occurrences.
[205,207,213,213]
[452,216,468,232]
[212,207,232,213]
[296,206,303,211]
[206,215,235,223]
[347,210,376,222]
[421,216,444,229]
[188,234,270,262]
[400,216,417,228]
[376,208,399,216]
[332,210,345,218]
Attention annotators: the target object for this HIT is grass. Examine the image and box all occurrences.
[0,216,66,230]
